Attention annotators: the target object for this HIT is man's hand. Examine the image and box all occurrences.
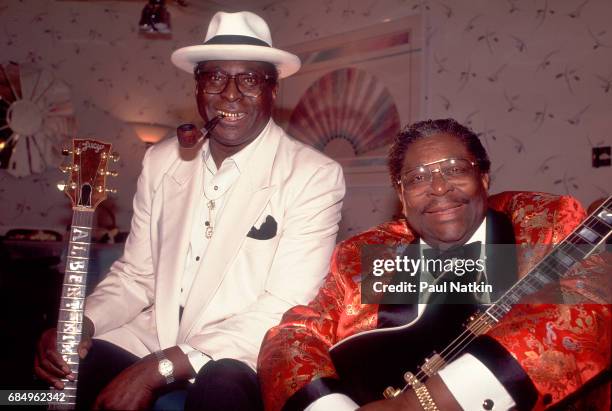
[34,317,95,389]
[93,345,196,410]
[357,375,462,411]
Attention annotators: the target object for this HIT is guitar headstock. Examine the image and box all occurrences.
[60,139,119,210]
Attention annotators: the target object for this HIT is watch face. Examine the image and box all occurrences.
[158,358,174,377]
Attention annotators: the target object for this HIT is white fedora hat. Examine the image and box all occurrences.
[171,11,301,79]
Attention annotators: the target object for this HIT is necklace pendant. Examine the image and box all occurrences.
[205,226,213,239]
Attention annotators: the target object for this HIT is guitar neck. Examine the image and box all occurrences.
[485,197,612,322]
[50,209,95,409]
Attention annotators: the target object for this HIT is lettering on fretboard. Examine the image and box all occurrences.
[487,197,611,321]
[49,211,94,410]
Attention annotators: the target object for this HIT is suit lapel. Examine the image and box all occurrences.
[376,236,420,328]
[155,148,204,349]
[178,123,281,340]
[485,208,518,301]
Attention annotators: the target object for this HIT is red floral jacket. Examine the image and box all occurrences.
[258,191,611,411]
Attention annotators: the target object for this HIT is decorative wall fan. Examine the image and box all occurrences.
[0,62,76,177]
[287,67,400,156]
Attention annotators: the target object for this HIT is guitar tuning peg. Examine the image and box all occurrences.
[62,148,72,156]
[104,170,119,177]
[105,188,118,194]
[59,165,72,173]
[110,152,120,162]
[56,181,66,191]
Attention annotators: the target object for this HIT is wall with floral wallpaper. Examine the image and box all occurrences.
[258,0,612,237]
[0,0,610,240]
[0,0,215,237]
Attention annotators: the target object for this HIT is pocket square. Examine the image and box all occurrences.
[247,215,277,240]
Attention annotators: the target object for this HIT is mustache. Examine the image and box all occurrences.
[421,195,470,213]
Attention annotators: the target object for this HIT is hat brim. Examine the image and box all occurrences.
[171,44,301,79]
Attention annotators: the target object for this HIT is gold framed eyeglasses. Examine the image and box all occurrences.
[398,158,479,190]
[194,69,274,98]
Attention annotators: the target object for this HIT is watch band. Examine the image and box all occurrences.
[154,350,175,384]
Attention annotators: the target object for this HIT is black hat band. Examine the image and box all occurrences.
[204,35,270,47]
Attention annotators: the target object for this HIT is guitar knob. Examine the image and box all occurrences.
[383,387,401,399]
[105,170,119,177]
[59,165,72,173]
[105,188,117,194]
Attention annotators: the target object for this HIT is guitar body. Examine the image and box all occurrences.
[330,303,478,405]
[330,197,611,405]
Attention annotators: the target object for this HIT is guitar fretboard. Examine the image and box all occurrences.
[486,197,612,322]
[49,209,94,410]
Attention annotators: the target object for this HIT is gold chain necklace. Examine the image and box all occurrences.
[204,198,215,239]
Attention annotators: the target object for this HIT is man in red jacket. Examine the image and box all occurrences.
[258,118,611,411]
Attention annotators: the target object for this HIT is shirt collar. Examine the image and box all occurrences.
[419,216,487,247]
[201,118,272,174]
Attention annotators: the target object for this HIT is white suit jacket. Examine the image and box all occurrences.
[84,120,345,369]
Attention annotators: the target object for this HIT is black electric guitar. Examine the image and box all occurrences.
[48,139,118,410]
[330,197,611,405]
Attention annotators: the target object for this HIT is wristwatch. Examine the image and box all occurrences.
[154,351,175,384]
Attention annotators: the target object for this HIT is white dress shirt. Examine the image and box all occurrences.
[308,218,516,411]
[178,135,261,375]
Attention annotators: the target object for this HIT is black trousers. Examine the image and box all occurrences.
[76,339,264,411]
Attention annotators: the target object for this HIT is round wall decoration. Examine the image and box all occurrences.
[0,62,76,177]
[287,67,400,156]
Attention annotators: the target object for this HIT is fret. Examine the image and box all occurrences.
[559,241,587,262]
[61,295,85,301]
[65,270,87,274]
[576,226,600,243]
[520,279,537,294]
[587,218,612,238]
[59,308,85,312]
[503,292,521,303]
[58,330,83,336]
[59,310,83,322]
[60,354,80,361]
[532,269,554,285]
[70,225,93,230]
[553,249,576,268]
[68,241,90,246]
[498,302,511,313]
[60,351,78,357]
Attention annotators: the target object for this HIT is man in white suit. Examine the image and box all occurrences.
[35,11,345,410]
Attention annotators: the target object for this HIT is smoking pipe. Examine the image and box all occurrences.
[176,114,224,148]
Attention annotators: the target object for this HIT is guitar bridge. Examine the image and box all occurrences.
[421,353,446,377]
